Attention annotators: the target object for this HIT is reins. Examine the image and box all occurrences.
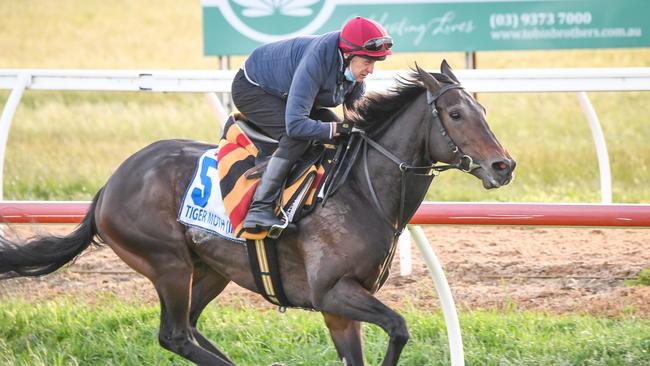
[357,83,480,236]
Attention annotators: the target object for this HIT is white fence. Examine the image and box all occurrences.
[2,67,650,366]
[2,67,650,203]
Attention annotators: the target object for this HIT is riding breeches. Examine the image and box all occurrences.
[231,69,340,162]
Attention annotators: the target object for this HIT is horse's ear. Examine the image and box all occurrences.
[441,59,460,84]
[415,62,441,91]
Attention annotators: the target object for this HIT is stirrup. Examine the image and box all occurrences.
[267,207,289,239]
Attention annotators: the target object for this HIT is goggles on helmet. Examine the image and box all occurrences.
[341,36,393,52]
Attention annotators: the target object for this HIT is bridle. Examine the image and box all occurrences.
[357,82,481,235]
[426,84,482,174]
[318,81,483,292]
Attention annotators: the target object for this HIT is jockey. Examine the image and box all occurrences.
[231,16,393,233]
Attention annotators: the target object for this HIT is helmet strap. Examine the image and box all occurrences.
[343,53,354,65]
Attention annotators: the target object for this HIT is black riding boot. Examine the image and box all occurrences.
[243,156,293,232]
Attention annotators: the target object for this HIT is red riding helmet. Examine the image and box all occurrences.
[339,16,393,60]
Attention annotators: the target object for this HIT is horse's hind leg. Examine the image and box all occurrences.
[323,313,364,366]
[154,260,234,366]
[189,264,233,363]
[103,233,233,365]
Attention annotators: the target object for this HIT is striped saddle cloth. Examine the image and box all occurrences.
[218,114,329,240]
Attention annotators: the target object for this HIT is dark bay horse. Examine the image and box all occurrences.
[0,61,514,365]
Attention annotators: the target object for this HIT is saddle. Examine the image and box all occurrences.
[218,113,335,240]
[217,113,364,307]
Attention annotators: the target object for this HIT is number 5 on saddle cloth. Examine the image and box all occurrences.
[219,113,339,240]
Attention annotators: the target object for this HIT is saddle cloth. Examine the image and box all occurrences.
[177,148,243,242]
[218,115,326,239]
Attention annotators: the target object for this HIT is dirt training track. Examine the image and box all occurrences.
[1,225,649,317]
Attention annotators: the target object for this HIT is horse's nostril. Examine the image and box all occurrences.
[492,160,510,172]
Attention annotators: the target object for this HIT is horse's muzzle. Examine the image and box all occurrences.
[478,157,516,189]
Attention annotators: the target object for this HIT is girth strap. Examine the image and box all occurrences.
[246,238,292,308]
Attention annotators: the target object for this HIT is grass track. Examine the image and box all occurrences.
[1,298,650,366]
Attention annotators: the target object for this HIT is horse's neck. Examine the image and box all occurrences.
[350,94,431,229]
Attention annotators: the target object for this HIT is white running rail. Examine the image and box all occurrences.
[2,67,650,203]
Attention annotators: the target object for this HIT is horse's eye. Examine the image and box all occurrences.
[449,112,461,120]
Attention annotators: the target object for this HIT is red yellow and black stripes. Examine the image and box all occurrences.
[217,113,325,240]
[217,116,260,235]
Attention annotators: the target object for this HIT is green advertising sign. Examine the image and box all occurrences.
[202,0,650,55]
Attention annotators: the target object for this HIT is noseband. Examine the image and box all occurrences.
[357,82,480,235]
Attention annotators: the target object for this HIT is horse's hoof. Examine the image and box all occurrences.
[269,363,286,366]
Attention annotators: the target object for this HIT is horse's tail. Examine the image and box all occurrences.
[0,188,103,279]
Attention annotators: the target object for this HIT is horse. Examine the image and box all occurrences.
[0,61,514,366]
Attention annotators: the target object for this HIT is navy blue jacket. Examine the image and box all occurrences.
[242,31,365,140]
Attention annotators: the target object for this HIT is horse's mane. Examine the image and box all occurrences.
[346,72,456,134]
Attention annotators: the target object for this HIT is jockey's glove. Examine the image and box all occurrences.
[335,121,353,136]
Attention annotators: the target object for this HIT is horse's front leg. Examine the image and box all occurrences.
[315,277,409,366]
[322,312,364,365]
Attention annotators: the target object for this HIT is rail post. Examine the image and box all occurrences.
[0,72,30,200]
[576,92,612,203]
[409,225,465,366]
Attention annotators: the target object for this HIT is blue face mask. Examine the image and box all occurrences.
[344,67,356,82]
